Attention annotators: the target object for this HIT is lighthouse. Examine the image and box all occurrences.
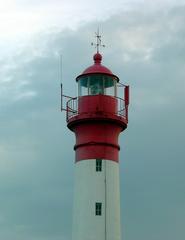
[62,33,129,240]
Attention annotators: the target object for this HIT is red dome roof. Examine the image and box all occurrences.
[82,53,113,75]
[76,53,119,80]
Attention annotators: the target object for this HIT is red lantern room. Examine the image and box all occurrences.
[61,35,129,163]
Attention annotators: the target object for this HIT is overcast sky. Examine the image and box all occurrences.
[0,0,185,240]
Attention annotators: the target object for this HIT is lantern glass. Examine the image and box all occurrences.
[78,74,117,97]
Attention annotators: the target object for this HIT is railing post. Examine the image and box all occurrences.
[66,105,69,122]
[125,106,128,122]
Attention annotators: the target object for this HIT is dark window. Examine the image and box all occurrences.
[96,159,102,172]
[95,202,102,216]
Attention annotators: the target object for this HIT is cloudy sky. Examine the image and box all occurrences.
[0,0,185,239]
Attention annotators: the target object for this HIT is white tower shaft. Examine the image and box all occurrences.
[72,159,121,240]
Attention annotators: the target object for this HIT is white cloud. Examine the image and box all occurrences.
[0,0,183,42]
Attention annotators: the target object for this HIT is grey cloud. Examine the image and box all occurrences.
[0,5,185,240]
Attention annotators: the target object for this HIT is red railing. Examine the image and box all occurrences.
[66,96,127,122]
[66,97,78,120]
[117,96,127,118]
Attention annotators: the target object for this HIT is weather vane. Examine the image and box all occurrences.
[91,29,105,53]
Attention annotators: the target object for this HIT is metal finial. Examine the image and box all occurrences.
[91,29,105,53]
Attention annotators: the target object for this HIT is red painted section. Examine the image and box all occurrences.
[67,95,127,162]
[73,122,122,162]
[82,64,113,75]
[125,85,129,106]
[78,95,118,115]
[66,52,129,162]
[76,53,119,80]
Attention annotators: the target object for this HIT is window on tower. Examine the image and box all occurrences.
[95,202,102,216]
[96,159,102,171]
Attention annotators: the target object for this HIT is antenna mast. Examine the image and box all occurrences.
[58,53,63,85]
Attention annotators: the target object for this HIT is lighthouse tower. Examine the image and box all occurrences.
[62,34,129,240]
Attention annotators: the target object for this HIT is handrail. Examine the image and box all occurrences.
[66,96,127,122]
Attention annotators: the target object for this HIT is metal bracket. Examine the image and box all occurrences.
[60,83,74,112]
